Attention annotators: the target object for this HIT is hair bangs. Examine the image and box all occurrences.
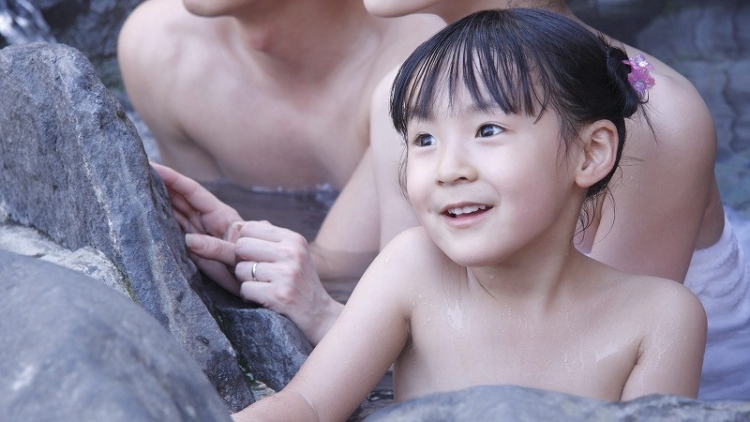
[390,11,545,140]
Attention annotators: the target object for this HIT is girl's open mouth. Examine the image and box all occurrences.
[445,204,491,218]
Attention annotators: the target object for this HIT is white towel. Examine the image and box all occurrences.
[684,213,750,401]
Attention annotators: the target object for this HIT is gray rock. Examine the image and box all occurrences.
[222,306,311,392]
[0,42,253,411]
[29,0,146,97]
[0,222,132,298]
[365,385,750,422]
[568,0,665,45]
[202,282,313,392]
[0,249,233,422]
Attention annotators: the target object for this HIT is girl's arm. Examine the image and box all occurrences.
[233,231,420,422]
[620,280,707,399]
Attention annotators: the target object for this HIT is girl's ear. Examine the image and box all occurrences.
[575,120,618,189]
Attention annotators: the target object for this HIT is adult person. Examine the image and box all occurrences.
[156,0,749,400]
[118,0,442,191]
[118,0,442,344]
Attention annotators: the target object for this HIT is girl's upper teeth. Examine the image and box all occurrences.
[449,205,487,216]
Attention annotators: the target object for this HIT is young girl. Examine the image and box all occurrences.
[232,9,707,422]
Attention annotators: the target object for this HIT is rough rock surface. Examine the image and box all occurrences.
[365,385,750,422]
[0,249,233,422]
[0,222,131,297]
[0,42,253,411]
[202,282,313,392]
[29,0,144,96]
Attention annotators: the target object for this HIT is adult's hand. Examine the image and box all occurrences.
[152,162,244,292]
[153,163,343,343]
[186,222,343,345]
[236,221,344,344]
[152,162,242,237]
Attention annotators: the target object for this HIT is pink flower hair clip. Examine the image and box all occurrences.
[622,54,655,98]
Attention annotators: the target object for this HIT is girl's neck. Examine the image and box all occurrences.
[463,194,588,312]
[467,243,588,314]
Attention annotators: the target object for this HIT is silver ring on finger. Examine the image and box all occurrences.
[251,262,259,281]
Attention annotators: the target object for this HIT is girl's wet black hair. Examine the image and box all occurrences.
[390,8,649,200]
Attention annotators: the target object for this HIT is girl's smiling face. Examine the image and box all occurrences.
[404,89,585,268]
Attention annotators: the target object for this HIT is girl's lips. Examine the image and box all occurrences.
[441,204,493,227]
[445,204,489,217]
[441,205,492,229]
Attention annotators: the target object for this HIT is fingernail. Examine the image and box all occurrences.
[185,234,204,250]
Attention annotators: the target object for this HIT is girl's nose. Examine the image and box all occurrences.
[436,142,478,185]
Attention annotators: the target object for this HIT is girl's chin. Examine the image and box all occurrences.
[440,246,502,269]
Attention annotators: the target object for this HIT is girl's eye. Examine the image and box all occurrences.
[476,124,502,138]
[413,133,435,147]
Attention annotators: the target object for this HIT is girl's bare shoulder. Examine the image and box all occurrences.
[368,227,456,287]
[608,269,707,328]
[379,227,450,267]
[348,227,453,319]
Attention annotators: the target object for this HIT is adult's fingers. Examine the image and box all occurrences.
[186,234,237,266]
[234,233,313,271]
[234,259,295,284]
[153,163,242,238]
[151,162,232,216]
[152,162,201,200]
[189,253,240,296]
[237,267,338,345]
[155,166,208,235]
[238,280,278,309]
[151,162,180,184]
[237,220,305,243]
[237,275,310,312]
[225,221,244,243]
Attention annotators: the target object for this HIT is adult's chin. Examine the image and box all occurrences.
[363,0,433,19]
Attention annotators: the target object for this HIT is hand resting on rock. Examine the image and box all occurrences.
[152,163,343,344]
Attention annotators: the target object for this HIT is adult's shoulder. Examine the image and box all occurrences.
[120,0,189,45]
[623,48,717,160]
[369,14,445,74]
[377,13,445,45]
[119,0,210,71]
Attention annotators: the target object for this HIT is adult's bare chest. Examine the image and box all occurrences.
[184,77,369,190]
